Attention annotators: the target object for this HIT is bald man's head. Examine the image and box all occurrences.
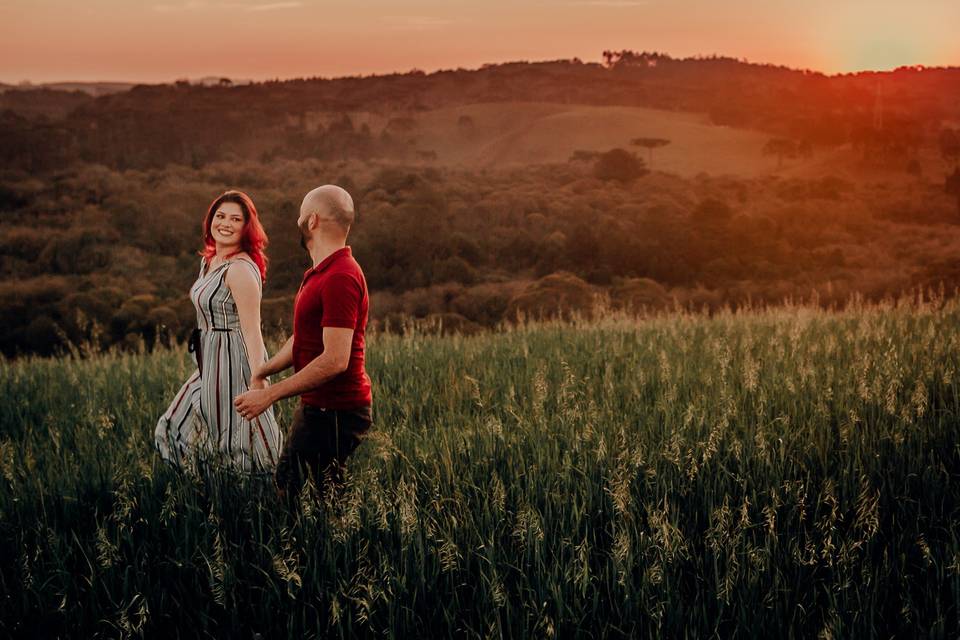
[299,185,355,233]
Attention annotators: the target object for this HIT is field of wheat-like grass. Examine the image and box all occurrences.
[1,298,959,638]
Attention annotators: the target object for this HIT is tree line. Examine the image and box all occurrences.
[3,55,960,174]
[3,153,959,356]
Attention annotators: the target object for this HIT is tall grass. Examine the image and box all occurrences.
[1,297,959,638]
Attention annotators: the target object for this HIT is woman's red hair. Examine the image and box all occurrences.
[200,190,268,281]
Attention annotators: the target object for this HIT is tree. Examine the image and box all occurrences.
[24,316,64,356]
[906,158,922,179]
[593,148,648,183]
[630,137,671,167]
[602,50,671,69]
[946,167,960,218]
[431,256,477,285]
[40,228,115,274]
[570,150,600,163]
[457,115,475,135]
[940,129,960,168]
[763,138,798,169]
[692,198,733,226]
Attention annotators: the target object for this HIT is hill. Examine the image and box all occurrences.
[2,52,960,356]
[3,54,960,172]
[0,81,136,96]
[396,103,777,175]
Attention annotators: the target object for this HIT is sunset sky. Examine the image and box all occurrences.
[2,0,958,84]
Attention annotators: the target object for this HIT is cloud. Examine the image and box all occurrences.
[245,1,302,11]
[153,1,210,12]
[566,0,649,6]
[381,16,454,31]
[153,0,301,12]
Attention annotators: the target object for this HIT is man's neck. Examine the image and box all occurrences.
[309,238,346,268]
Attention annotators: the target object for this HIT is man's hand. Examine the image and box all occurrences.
[235,387,275,421]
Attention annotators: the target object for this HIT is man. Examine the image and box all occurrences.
[234,185,372,500]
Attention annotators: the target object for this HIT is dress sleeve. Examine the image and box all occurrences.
[320,272,363,329]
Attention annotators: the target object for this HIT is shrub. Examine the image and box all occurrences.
[609,277,671,313]
[593,148,648,183]
[507,271,598,320]
[431,256,478,285]
[451,283,516,327]
[0,226,47,261]
[691,197,733,226]
[40,228,116,274]
[417,312,483,336]
[23,315,64,355]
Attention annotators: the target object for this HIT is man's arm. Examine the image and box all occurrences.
[255,335,295,381]
[266,326,353,400]
[234,327,353,419]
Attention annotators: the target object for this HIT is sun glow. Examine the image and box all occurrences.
[816,5,953,73]
[843,37,922,72]
[1,0,958,82]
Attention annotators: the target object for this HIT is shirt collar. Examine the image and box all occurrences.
[303,246,351,280]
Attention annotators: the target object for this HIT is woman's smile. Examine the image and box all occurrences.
[211,201,246,245]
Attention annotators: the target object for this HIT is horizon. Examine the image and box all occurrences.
[2,0,958,85]
[5,52,959,88]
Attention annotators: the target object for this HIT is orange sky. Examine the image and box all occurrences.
[1,0,958,83]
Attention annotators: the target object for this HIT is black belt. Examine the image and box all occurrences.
[188,327,234,375]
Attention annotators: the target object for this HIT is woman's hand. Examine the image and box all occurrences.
[235,387,276,421]
[249,374,269,390]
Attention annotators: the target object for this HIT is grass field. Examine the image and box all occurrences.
[1,298,959,638]
[396,103,779,175]
[315,102,780,175]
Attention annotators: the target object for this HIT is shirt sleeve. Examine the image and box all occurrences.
[320,272,363,329]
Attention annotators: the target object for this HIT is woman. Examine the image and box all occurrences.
[155,190,283,474]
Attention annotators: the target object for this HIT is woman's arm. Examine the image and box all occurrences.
[226,263,268,389]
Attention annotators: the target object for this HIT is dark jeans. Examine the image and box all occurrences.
[275,403,373,501]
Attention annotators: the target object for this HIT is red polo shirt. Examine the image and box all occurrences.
[293,246,372,409]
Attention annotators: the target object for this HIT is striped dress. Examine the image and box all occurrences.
[154,257,283,474]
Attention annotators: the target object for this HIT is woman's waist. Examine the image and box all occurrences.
[197,325,241,334]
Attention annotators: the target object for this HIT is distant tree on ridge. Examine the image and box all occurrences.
[630,137,671,166]
[763,138,798,169]
[946,167,960,218]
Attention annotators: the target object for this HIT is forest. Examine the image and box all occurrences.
[2,53,960,356]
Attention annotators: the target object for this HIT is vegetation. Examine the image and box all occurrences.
[630,138,671,167]
[3,50,959,637]
[4,55,960,171]
[1,297,958,636]
[3,154,960,356]
[3,54,960,358]
[593,149,648,182]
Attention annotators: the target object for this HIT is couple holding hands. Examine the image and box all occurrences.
[154,185,372,499]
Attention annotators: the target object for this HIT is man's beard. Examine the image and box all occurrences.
[299,219,310,251]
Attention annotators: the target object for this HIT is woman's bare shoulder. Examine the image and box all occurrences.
[225,255,262,288]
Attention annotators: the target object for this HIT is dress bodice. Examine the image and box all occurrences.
[189,258,260,332]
